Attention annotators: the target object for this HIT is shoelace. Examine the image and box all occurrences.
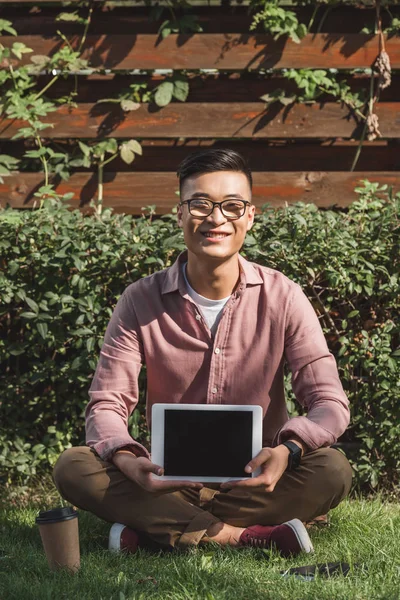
[247,536,270,548]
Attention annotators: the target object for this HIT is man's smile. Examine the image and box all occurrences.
[201,230,231,241]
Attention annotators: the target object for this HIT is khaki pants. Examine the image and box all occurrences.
[53,446,352,550]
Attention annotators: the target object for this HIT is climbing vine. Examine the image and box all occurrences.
[250,0,394,169]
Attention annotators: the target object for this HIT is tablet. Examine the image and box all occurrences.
[151,404,263,482]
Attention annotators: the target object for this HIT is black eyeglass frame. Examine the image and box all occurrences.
[179,199,252,220]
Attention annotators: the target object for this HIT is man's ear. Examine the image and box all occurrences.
[246,204,256,231]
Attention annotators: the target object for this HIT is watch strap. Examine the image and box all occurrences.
[282,441,302,471]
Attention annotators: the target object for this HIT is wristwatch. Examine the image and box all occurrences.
[282,441,302,471]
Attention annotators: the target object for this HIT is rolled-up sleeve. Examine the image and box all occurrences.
[86,288,150,461]
[275,283,350,450]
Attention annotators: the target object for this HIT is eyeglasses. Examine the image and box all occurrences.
[180,198,251,220]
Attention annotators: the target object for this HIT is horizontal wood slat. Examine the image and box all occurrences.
[2,172,399,212]
[38,73,400,104]
[1,34,398,70]
[2,103,400,139]
[2,140,398,171]
[3,5,397,35]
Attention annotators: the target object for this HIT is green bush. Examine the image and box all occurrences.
[0,182,399,490]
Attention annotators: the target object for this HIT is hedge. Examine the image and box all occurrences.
[0,181,399,490]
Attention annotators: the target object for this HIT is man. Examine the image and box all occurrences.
[54,149,352,557]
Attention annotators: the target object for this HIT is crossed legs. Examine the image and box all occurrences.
[53,446,352,550]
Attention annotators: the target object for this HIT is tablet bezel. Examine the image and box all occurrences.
[151,403,263,482]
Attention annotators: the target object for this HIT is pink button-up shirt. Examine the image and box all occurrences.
[86,252,350,461]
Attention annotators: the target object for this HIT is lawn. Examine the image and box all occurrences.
[0,496,399,600]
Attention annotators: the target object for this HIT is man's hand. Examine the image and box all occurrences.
[220,445,291,493]
[112,452,203,495]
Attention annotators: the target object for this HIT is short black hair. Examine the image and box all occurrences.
[177,148,253,193]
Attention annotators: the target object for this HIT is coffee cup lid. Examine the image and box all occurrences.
[36,506,78,525]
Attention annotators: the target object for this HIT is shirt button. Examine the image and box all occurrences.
[212,387,218,394]
[195,314,201,321]
[214,348,221,354]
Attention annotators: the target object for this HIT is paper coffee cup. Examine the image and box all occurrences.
[36,507,80,573]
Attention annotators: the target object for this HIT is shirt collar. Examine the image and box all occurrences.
[162,251,263,295]
[238,253,263,286]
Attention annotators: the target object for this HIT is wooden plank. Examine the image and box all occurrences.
[37,72,400,103]
[2,5,395,35]
[3,139,397,171]
[1,34,399,70]
[1,7,254,35]
[2,172,399,213]
[0,0,253,3]
[1,102,400,139]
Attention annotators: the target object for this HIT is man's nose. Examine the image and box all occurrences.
[206,205,227,225]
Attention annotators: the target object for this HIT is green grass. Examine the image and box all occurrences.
[0,498,399,600]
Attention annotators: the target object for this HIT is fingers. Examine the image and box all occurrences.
[244,448,272,475]
[221,475,267,490]
[221,477,276,492]
[153,480,204,493]
[139,460,164,476]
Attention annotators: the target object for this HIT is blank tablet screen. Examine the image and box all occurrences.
[163,409,253,477]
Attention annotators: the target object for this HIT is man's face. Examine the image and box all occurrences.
[177,171,255,263]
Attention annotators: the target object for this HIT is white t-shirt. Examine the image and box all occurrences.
[183,264,230,336]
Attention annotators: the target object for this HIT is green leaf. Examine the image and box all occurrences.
[9,261,19,275]
[25,148,48,158]
[158,20,172,39]
[244,234,257,246]
[69,158,86,168]
[120,99,141,112]
[37,322,48,339]
[11,42,33,60]
[120,145,135,165]
[260,94,276,104]
[291,31,301,44]
[20,311,38,319]
[296,23,308,40]
[294,214,307,227]
[30,55,51,66]
[56,12,81,22]
[71,357,81,370]
[173,79,189,102]
[125,140,142,155]
[9,348,26,356]
[0,154,19,167]
[279,95,296,106]
[370,470,379,488]
[154,82,174,107]
[0,19,17,36]
[86,338,96,352]
[26,298,39,313]
[73,328,93,336]
[78,141,91,157]
[120,140,142,164]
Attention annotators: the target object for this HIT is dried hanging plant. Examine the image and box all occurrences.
[374,50,391,90]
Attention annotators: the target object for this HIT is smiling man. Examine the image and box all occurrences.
[53,149,352,557]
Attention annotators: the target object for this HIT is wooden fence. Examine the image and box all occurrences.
[1,1,400,213]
